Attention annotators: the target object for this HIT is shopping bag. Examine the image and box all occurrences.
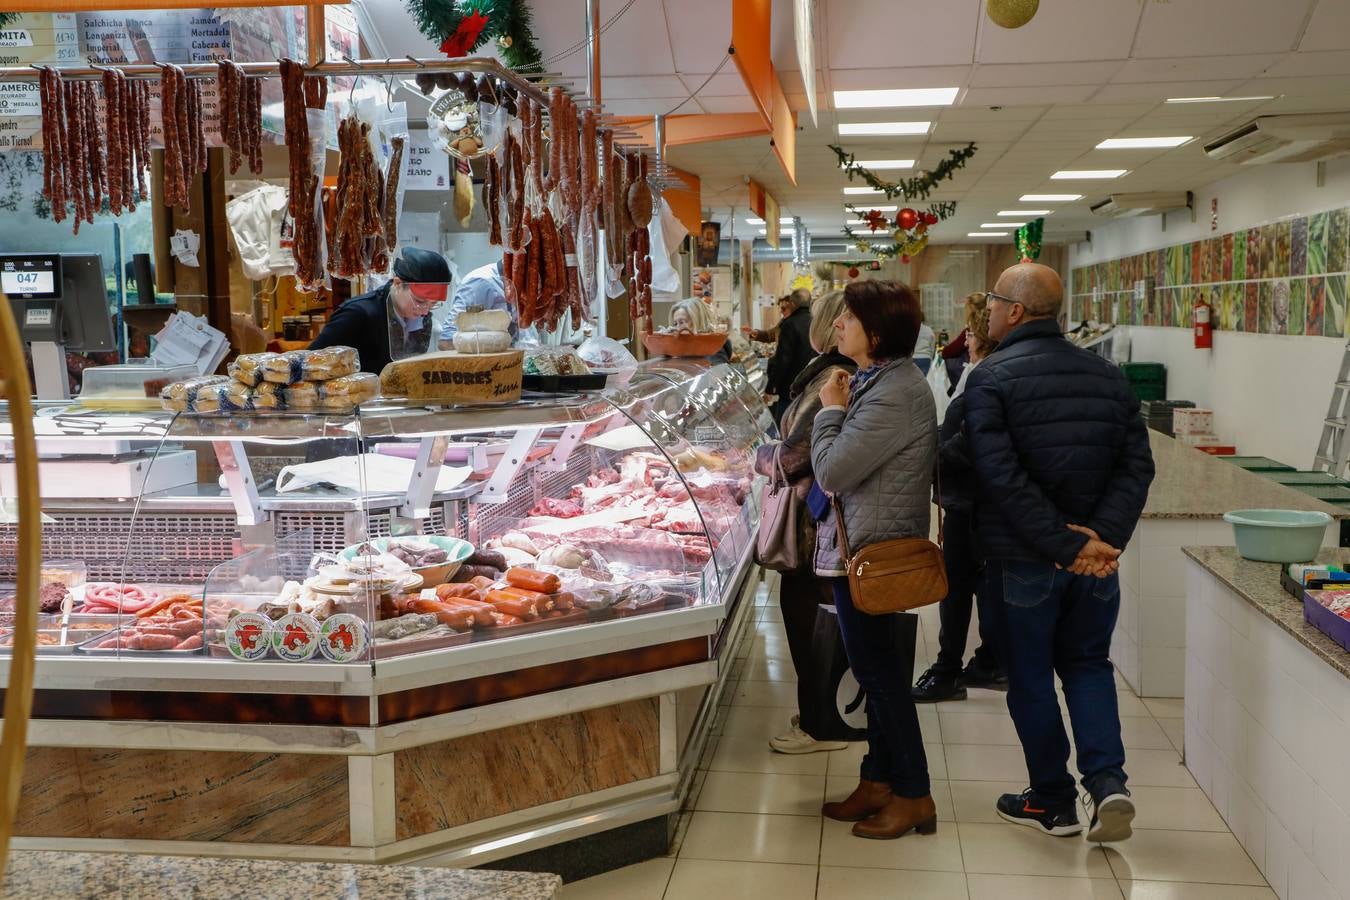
[800,605,919,742]
[927,357,951,424]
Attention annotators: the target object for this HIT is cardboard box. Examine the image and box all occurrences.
[1173,408,1214,436]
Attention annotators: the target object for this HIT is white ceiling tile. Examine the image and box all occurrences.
[677,72,749,97]
[939,105,1049,123]
[1263,50,1350,77]
[665,0,733,73]
[969,61,1124,88]
[1112,55,1280,84]
[826,0,980,68]
[1091,81,1245,103]
[601,98,691,116]
[931,121,1030,142]
[1134,0,1317,57]
[976,0,1141,64]
[964,85,1098,106]
[1299,1,1350,52]
[601,75,693,99]
[1235,74,1350,95]
[1041,103,1156,120]
[827,66,973,91]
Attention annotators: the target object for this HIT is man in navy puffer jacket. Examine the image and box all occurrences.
[965,263,1155,845]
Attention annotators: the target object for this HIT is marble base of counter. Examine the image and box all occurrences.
[1,850,561,899]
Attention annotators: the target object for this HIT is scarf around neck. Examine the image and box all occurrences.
[848,358,892,399]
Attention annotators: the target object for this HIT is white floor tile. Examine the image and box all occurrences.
[957,822,1113,877]
[744,655,799,682]
[819,817,965,872]
[694,771,826,816]
[966,873,1124,900]
[1157,717,1184,752]
[710,734,831,776]
[1129,786,1227,832]
[1142,698,1185,718]
[817,865,969,898]
[720,706,797,740]
[679,811,822,865]
[1103,829,1267,885]
[945,744,1033,783]
[663,860,818,900]
[730,679,799,708]
[1117,881,1277,899]
[948,780,1026,824]
[1122,748,1199,789]
[559,858,674,900]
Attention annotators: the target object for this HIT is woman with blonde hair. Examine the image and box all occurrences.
[754,289,857,755]
[913,291,1007,703]
[668,297,732,364]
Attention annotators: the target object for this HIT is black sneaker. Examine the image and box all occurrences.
[911,666,967,703]
[1085,777,1135,843]
[996,789,1083,837]
[961,658,1008,691]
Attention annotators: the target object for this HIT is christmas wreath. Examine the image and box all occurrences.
[1016,217,1044,261]
[406,0,543,71]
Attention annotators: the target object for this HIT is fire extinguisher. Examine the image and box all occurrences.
[1194,296,1213,349]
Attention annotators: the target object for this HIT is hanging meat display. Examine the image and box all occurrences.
[280,58,327,291]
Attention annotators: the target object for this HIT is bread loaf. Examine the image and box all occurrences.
[261,346,359,384]
[453,330,512,354]
[380,350,523,404]
[160,375,231,412]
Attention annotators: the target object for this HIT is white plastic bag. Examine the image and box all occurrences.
[577,335,638,371]
[927,358,951,425]
[276,454,471,495]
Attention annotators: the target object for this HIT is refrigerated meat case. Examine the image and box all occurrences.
[0,362,767,874]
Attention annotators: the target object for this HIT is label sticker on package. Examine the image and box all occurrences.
[319,613,368,663]
[224,612,273,661]
[272,612,321,661]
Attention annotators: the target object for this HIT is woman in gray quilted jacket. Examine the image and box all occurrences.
[812,280,939,841]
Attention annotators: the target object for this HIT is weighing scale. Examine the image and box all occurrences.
[2,252,117,400]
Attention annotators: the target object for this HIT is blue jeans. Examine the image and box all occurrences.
[830,578,930,799]
[985,560,1127,806]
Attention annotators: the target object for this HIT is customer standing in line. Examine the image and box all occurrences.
[912,313,937,376]
[912,292,1007,704]
[753,291,857,754]
[812,280,939,840]
[764,289,815,424]
[964,263,1155,843]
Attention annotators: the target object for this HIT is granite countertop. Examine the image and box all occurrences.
[1,851,561,899]
[1144,431,1348,520]
[1182,546,1350,678]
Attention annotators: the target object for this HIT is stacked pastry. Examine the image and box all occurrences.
[451,309,512,354]
[161,346,379,413]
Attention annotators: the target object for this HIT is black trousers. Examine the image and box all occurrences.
[779,570,832,737]
[931,508,1000,677]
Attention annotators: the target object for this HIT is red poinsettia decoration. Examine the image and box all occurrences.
[440,9,490,58]
[862,209,890,232]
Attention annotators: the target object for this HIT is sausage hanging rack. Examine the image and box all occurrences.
[0,54,686,190]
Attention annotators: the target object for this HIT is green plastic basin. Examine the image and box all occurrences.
[1222,509,1332,563]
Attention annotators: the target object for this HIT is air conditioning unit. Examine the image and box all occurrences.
[1203,113,1350,165]
[1090,192,1192,218]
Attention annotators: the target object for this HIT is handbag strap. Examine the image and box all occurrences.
[773,442,788,486]
[832,460,944,559]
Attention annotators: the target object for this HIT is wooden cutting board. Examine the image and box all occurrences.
[380,350,524,404]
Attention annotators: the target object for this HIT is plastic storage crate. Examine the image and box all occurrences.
[1121,362,1166,384]
[1268,472,1350,487]
[1222,457,1295,472]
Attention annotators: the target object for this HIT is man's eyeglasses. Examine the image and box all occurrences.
[986,291,1021,308]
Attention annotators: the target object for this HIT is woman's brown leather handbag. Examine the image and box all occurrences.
[833,468,947,615]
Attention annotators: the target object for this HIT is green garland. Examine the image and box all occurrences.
[831,142,978,202]
[0,13,18,30]
[405,0,543,72]
[840,201,958,261]
[1015,217,1045,260]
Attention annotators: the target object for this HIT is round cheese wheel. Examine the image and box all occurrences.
[456,309,512,333]
[453,330,513,354]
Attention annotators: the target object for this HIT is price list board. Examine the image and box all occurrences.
[0,14,79,151]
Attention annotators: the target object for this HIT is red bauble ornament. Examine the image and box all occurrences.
[848,267,860,278]
[901,254,911,264]
[897,208,918,230]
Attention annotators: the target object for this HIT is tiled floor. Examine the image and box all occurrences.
[562,574,1274,900]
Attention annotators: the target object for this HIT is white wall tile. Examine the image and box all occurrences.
[1142,519,1200,548]
[1140,646,1186,698]
[1264,812,1296,900]
[1310,792,1350,897]
[1289,861,1339,900]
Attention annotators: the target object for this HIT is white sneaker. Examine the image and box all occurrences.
[769,723,848,754]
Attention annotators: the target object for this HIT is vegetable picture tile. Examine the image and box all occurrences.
[1191,241,1205,284]
[1246,228,1262,280]
[1245,282,1259,333]
[1309,212,1329,275]
[1258,225,1277,279]
[1331,208,1349,273]
[1222,233,1234,280]
[1288,278,1306,336]
[1272,279,1290,334]
[1291,217,1308,276]
[1153,249,1166,286]
[1308,276,1325,337]
[1272,220,1291,279]
[1327,274,1348,339]
[1207,238,1222,283]
[1164,245,1179,287]
[1220,283,1238,331]
[1232,230,1247,281]
[1259,281,1274,334]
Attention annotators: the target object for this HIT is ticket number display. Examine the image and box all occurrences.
[0,254,62,300]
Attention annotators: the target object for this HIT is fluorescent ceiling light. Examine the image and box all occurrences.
[1096,136,1193,149]
[759,229,794,236]
[984,222,1024,227]
[845,204,897,212]
[746,216,794,225]
[845,219,868,226]
[838,121,931,136]
[833,88,959,109]
[843,187,884,195]
[841,159,916,170]
[999,210,1050,216]
[1051,169,1128,179]
[1165,95,1274,104]
[1020,193,1082,202]
[969,232,1008,237]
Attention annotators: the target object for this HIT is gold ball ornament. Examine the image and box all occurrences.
[987,0,1039,29]
[497,34,514,49]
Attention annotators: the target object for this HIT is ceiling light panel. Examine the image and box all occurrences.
[999,210,1050,216]
[845,205,898,213]
[969,232,1008,237]
[841,159,916,170]
[833,87,959,109]
[984,222,1025,227]
[1020,194,1082,202]
[1165,95,1275,104]
[837,121,931,136]
[1096,136,1193,149]
[1051,169,1128,179]
[746,217,794,225]
[843,187,884,195]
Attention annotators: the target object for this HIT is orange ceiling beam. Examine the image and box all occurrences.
[662,166,703,240]
[611,114,769,150]
[2,0,344,7]
[730,0,796,186]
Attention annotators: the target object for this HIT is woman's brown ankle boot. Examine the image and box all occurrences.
[822,779,893,822]
[852,794,939,839]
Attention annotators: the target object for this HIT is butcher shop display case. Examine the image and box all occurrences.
[0,362,766,872]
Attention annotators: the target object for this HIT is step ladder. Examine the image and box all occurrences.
[1312,346,1350,475]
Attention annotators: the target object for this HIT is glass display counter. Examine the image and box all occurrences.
[0,364,767,871]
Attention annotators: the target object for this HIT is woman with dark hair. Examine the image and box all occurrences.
[812,280,939,841]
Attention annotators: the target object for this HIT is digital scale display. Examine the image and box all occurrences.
[0,254,61,299]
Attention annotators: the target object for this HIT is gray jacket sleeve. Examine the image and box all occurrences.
[811,385,909,496]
